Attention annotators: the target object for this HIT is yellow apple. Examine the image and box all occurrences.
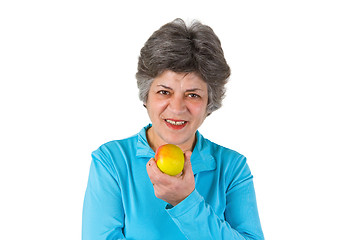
[155,144,185,176]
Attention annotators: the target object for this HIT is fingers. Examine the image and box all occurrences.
[146,158,156,173]
[146,158,172,185]
[147,158,162,179]
[146,152,193,185]
[146,154,195,206]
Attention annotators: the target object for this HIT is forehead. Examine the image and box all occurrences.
[153,70,207,89]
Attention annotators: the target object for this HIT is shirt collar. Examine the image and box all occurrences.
[135,124,155,158]
[136,124,216,175]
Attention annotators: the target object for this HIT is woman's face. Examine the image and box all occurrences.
[146,70,209,152]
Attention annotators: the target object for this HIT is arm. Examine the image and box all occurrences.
[225,162,264,240]
[148,153,264,240]
[82,149,126,240]
[166,176,264,240]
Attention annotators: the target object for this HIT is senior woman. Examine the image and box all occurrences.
[82,18,264,240]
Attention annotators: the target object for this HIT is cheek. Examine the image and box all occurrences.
[188,101,208,118]
[147,97,169,116]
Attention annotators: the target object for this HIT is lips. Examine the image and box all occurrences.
[164,118,188,130]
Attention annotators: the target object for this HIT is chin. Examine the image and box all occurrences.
[164,135,187,145]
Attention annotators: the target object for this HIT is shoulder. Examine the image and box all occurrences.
[99,134,138,153]
[201,135,247,164]
[90,133,139,172]
[202,137,253,193]
[198,134,250,179]
[93,133,138,160]
[90,124,151,166]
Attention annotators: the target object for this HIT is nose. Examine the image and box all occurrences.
[168,95,187,114]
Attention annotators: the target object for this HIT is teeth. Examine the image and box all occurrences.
[165,119,186,125]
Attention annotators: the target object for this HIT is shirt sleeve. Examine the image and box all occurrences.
[82,149,126,240]
[165,157,264,240]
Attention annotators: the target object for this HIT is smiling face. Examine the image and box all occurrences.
[145,70,209,152]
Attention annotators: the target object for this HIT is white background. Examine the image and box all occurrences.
[1,0,359,239]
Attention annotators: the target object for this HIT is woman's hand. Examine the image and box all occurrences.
[146,151,195,206]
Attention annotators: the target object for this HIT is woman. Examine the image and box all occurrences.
[82,18,264,240]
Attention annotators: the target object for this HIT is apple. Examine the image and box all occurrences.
[155,144,185,176]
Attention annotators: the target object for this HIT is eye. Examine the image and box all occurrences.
[158,90,170,95]
[188,93,200,98]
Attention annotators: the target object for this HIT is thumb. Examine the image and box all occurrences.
[182,151,193,174]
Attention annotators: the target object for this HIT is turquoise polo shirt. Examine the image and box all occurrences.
[82,124,264,239]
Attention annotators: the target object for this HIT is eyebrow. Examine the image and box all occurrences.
[157,84,204,92]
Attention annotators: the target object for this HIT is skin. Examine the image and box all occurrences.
[145,70,209,206]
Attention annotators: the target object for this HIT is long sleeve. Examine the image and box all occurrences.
[166,157,264,240]
[81,127,264,239]
[82,149,126,240]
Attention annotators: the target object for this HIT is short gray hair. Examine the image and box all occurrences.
[136,18,231,113]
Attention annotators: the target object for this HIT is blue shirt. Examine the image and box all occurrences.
[82,125,264,239]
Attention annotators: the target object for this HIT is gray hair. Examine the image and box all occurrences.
[136,18,231,113]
